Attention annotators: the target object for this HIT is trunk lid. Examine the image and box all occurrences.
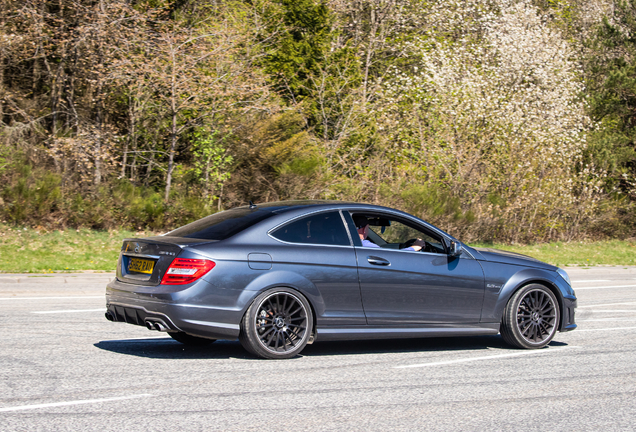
[117,236,216,286]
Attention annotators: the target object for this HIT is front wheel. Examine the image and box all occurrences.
[239,288,313,359]
[501,284,560,349]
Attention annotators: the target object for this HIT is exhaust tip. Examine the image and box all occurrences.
[105,312,115,322]
[154,322,168,332]
[145,319,170,331]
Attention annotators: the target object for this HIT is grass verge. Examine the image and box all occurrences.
[0,225,156,273]
[1,225,634,272]
[470,240,636,267]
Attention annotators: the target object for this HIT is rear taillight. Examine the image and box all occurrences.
[160,258,215,285]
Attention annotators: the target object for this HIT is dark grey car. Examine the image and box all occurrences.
[105,200,577,359]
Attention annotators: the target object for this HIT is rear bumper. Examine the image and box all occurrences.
[105,278,242,340]
[105,303,179,330]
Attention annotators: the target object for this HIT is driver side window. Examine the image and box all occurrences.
[377,220,423,244]
[353,213,445,253]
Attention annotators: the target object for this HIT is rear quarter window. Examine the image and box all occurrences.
[270,211,350,246]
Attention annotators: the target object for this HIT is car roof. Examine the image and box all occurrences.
[235,200,354,211]
[239,200,433,224]
[235,200,450,238]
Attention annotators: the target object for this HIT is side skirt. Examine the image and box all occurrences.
[315,323,500,342]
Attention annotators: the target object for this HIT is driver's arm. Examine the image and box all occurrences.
[403,239,426,251]
[361,239,380,248]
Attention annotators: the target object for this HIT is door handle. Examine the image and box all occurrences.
[367,256,390,266]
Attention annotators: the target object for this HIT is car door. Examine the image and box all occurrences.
[347,211,486,325]
[268,210,366,326]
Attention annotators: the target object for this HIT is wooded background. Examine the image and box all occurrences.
[1,0,635,243]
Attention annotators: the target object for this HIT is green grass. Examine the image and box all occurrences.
[1,224,635,272]
[0,225,158,273]
[469,240,636,267]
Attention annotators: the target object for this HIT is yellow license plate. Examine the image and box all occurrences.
[128,258,155,274]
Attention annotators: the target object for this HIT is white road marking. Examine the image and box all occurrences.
[0,296,103,301]
[573,280,610,283]
[32,309,105,314]
[578,301,636,308]
[585,318,636,322]
[574,284,636,291]
[584,310,636,313]
[394,346,577,369]
[575,326,636,332]
[0,394,152,413]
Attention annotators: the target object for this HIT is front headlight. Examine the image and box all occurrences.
[557,268,571,287]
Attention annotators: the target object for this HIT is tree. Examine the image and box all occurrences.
[0,1,142,187]
[586,0,636,198]
[260,0,331,104]
[123,4,271,201]
[190,128,233,209]
[377,0,598,241]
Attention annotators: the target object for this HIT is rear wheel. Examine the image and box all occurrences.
[501,284,560,349]
[239,288,313,359]
[168,332,216,346]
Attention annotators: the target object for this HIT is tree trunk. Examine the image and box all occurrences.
[0,44,4,123]
[165,45,178,202]
[144,147,154,187]
[94,100,102,186]
[121,97,134,179]
[218,183,223,211]
[94,64,103,186]
[164,109,177,201]
[204,156,210,199]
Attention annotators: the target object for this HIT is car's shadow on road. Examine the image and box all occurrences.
[93,335,569,360]
[94,338,251,360]
[302,336,568,357]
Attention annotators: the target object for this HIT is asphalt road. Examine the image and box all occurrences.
[1,267,635,431]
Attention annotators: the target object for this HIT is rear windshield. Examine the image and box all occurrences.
[166,208,277,240]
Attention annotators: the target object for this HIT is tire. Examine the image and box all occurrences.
[168,332,216,346]
[239,288,313,359]
[501,284,560,349]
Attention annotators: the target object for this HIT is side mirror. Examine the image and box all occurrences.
[448,240,463,257]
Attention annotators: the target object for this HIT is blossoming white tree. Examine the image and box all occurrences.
[377,0,601,241]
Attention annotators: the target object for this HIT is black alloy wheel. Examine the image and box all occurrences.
[501,284,560,349]
[240,288,313,359]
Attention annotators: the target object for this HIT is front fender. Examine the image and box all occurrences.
[480,263,566,325]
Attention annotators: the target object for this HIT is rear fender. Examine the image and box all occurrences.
[236,270,325,318]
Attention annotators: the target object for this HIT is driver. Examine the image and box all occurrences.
[353,215,426,251]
